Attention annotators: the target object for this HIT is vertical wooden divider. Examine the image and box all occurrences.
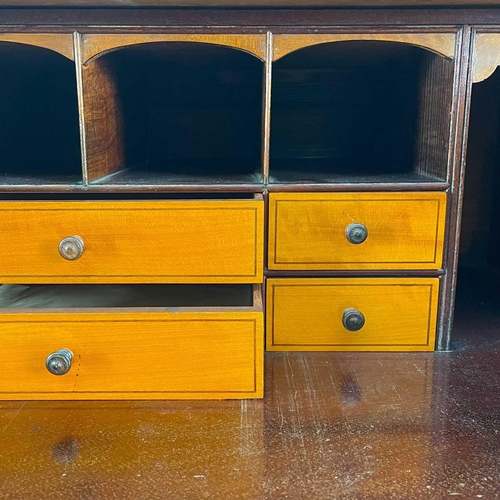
[262,32,273,185]
[437,26,473,351]
[82,53,126,182]
[73,31,88,186]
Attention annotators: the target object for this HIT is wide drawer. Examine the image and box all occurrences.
[0,200,263,283]
[266,278,439,351]
[0,284,263,399]
[268,192,446,270]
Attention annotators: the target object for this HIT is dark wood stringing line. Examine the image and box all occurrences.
[272,199,442,265]
[0,317,259,394]
[269,282,434,347]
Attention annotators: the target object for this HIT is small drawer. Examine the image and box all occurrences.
[268,192,446,270]
[266,278,439,351]
[0,199,263,284]
[0,284,263,399]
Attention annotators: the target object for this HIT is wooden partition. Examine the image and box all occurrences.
[80,34,266,188]
[269,34,457,187]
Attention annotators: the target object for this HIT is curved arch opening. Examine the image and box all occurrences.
[270,40,454,183]
[84,42,264,184]
[0,42,81,183]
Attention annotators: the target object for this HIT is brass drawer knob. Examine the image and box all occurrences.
[59,236,84,260]
[342,308,365,332]
[346,223,368,245]
[46,349,73,376]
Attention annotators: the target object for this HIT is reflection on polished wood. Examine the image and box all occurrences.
[2,335,500,498]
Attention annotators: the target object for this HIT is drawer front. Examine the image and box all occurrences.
[268,192,446,270]
[0,311,263,399]
[0,201,263,283]
[267,278,439,351]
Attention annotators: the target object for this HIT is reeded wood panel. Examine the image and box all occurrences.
[0,311,263,399]
[273,33,457,61]
[267,278,439,351]
[0,34,74,60]
[0,200,263,283]
[414,51,455,180]
[268,192,446,270]
[82,34,267,63]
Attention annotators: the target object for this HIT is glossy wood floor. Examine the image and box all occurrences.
[0,270,499,499]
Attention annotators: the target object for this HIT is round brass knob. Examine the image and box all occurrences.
[342,308,365,332]
[59,236,84,261]
[46,349,73,376]
[346,223,368,245]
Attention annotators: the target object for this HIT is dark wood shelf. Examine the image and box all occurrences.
[268,169,448,191]
[0,173,83,188]
[90,166,263,188]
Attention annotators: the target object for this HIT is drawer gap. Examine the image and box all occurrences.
[0,284,262,312]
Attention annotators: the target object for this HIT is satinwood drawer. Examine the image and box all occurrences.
[266,278,439,351]
[268,192,446,270]
[0,284,263,400]
[0,200,263,283]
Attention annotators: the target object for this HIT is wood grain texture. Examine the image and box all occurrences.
[473,33,500,83]
[273,33,457,61]
[0,200,264,283]
[0,311,263,399]
[414,51,455,180]
[82,34,267,63]
[0,34,74,60]
[266,277,439,351]
[82,40,263,183]
[268,192,447,271]
[82,56,125,182]
[0,9,497,28]
[2,0,499,6]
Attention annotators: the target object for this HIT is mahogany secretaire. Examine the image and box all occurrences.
[0,1,499,399]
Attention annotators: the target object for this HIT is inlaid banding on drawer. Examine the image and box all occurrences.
[268,192,447,270]
[0,283,264,399]
[0,200,264,283]
[266,278,439,352]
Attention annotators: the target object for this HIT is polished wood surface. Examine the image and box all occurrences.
[0,200,264,283]
[82,34,266,63]
[273,33,457,61]
[267,277,439,351]
[3,301,499,500]
[268,192,447,271]
[3,0,500,6]
[0,310,263,400]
